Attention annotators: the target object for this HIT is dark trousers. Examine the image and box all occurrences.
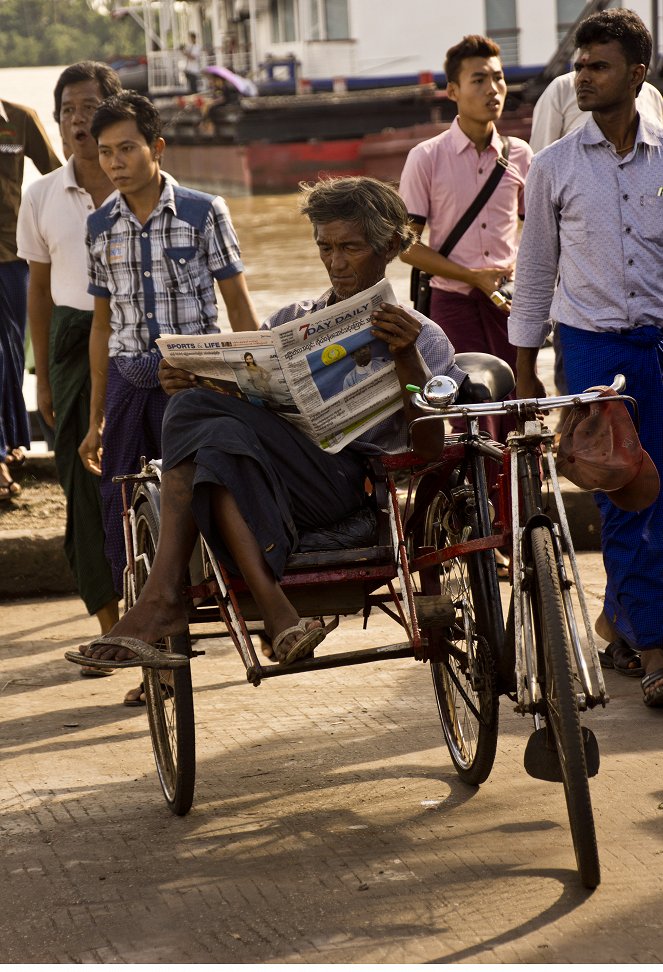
[0,260,30,460]
[162,389,368,581]
[101,359,170,595]
[50,307,116,615]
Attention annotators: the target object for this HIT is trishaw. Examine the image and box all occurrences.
[108,353,626,889]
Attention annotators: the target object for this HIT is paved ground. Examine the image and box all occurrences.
[3,556,663,964]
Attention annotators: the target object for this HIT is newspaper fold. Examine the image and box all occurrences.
[157,279,403,452]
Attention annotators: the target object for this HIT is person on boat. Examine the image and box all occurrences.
[183,32,202,94]
[76,90,259,636]
[399,33,532,449]
[16,61,124,678]
[67,175,467,671]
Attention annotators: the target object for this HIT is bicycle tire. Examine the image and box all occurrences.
[421,484,500,785]
[530,525,600,889]
[133,499,196,816]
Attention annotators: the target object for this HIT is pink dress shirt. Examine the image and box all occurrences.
[399,117,532,296]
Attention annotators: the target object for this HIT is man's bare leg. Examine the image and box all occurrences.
[77,470,318,665]
[210,486,321,658]
[79,461,198,663]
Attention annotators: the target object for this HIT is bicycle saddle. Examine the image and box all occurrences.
[455,352,515,403]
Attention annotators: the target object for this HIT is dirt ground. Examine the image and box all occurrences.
[0,461,66,531]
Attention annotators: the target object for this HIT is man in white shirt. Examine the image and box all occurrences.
[17,62,126,684]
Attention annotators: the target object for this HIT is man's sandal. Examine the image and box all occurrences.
[272,621,328,666]
[598,638,644,678]
[642,669,663,708]
[65,635,189,671]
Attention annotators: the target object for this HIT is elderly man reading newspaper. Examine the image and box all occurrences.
[67,176,470,670]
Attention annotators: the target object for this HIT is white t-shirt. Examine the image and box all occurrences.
[17,156,95,310]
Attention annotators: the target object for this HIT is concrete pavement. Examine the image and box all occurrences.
[2,559,663,964]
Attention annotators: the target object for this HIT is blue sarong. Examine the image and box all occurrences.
[558,323,663,651]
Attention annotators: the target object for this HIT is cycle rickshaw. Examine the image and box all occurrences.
[103,353,625,889]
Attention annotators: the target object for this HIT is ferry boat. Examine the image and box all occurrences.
[109,0,659,194]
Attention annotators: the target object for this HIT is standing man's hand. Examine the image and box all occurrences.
[36,378,55,429]
[515,347,547,399]
[469,266,512,299]
[78,426,103,476]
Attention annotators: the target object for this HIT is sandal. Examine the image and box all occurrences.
[642,669,663,707]
[65,635,189,671]
[0,462,21,501]
[598,638,644,678]
[272,620,327,666]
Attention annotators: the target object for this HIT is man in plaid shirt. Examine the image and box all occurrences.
[79,91,258,599]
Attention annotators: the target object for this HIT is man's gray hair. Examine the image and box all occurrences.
[299,176,416,255]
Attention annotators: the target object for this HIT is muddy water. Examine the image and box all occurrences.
[226,193,413,324]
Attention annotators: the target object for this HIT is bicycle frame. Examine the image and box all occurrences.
[411,377,633,717]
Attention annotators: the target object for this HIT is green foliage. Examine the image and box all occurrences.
[0,0,144,67]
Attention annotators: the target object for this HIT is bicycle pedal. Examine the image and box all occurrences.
[524,726,600,782]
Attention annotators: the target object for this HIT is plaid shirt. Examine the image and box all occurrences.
[87,181,244,356]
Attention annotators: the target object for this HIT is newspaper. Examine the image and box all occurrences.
[156,278,403,453]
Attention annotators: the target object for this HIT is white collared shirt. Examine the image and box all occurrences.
[17,156,96,309]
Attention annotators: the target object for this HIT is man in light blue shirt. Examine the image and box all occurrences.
[509,9,663,707]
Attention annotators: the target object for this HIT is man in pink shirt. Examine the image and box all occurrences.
[399,34,531,446]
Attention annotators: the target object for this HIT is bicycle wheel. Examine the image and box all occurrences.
[530,525,600,889]
[133,498,196,816]
[421,483,500,785]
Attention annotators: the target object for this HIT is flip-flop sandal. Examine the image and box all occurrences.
[598,638,644,678]
[641,669,663,707]
[272,620,327,666]
[65,635,189,671]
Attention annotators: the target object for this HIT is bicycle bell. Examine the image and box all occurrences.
[423,374,458,407]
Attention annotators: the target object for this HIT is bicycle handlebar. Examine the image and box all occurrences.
[410,373,628,420]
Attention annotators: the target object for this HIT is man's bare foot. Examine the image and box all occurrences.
[78,592,188,664]
[595,610,619,643]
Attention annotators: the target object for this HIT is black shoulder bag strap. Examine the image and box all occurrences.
[438,134,510,258]
[410,136,510,311]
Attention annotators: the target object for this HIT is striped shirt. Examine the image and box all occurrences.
[509,114,663,348]
[87,181,244,356]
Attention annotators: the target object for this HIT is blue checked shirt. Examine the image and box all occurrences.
[509,115,663,348]
[87,181,244,356]
[262,287,465,453]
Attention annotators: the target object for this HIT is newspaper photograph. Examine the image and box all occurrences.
[156,278,403,452]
